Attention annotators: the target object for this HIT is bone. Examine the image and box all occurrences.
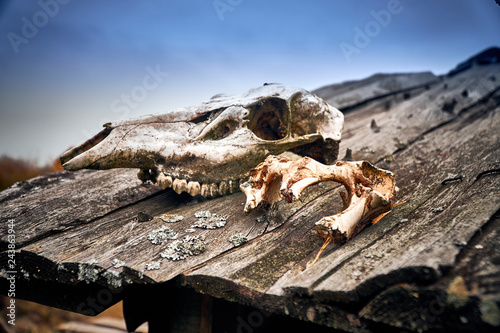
[200,184,209,197]
[315,186,370,242]
[157,174,173,190]
[241,155,395,242]
[315,186,391,243]
[218,181,228,196]
[208,183,218,198]
[173,179,188,195]
[240,156,293,213]
[187,181,201,197]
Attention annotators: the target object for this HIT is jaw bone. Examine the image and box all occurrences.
[60,84,344,198]
[240,155,396,243]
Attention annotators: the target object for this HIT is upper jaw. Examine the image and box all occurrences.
[61,124,323,184]
[60,122,194,171]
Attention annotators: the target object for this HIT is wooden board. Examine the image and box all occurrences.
[1,63,499,332]
[0,168,160,250]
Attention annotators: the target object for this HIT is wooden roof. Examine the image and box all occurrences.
[1,63,500,332]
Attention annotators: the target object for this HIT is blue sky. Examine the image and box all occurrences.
[0,0,499,163]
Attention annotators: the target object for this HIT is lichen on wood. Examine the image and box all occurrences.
[193,211,227,229]
[160,235,207,261]
[147,226,178,245]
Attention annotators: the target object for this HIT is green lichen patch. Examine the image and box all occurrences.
[147,226,178,245]
[364,251,385,259]
[229,233,248,247]
[160,235,206,261]
[78,259,100,284]
[102,270,122,288]
[193,210,227,229]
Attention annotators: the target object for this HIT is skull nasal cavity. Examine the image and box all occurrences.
[248,98,288,140]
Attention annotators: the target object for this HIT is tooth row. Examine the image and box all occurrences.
[156,173,241,198]
[157,174,173,190]
[173,178,187,195]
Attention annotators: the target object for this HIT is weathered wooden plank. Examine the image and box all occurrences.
[179,188,371,332]
[58,317,149,333]
[310,175,499,301]
[359,212,500,331]
[338,63,500,163]
[0,169,159,250]
[314,72,438,110]
[4,178,334,298]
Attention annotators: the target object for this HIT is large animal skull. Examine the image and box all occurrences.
[60,84,344,197]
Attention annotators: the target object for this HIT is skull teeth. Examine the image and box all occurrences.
[158,173,239,198]
[187,181,201,196]
[157,174,173,190]
[200,183,209,197]
[218,181,228,196]
[208,183,218,197]
[173,179,188,195]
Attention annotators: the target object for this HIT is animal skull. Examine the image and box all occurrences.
[240,155,396,243]
[60,84,344,197]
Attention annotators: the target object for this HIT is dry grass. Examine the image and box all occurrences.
[0,156,64,191]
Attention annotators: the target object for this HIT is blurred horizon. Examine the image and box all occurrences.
[1,0,499,164]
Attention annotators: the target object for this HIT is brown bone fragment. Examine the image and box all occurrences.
[240,155,396,243]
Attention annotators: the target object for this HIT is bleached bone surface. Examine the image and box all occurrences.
[60,84,344,198]
[240,155,396,243]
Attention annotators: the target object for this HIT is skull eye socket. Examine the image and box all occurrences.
[248,98,288,140]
